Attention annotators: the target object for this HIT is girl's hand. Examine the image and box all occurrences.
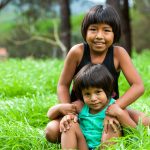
[60,113,78,132]
[59,103,77,115]
[104,115,120,133]
[106,103,122,117]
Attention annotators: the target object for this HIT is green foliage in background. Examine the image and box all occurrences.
[0,50,150,149]
[0,3,149,58]
[130,1,150,52]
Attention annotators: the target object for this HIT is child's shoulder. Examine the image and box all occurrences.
[113,46,131,71]
[70,43,84,53]
[67,43,85,61]
[114,45,130,59]
[114,46,129,54]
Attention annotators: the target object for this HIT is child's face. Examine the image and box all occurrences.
[82,87,109,114]
[86,23,114,53]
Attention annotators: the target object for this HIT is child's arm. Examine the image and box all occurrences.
[47,100,84,120]
[57,44,83,103]
[107,104,136,128]
[59,100,84,132]
[114,46,144,109]
[47,103,77,120]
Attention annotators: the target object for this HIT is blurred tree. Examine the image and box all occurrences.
[13,0,53,23]
[106,0,132,56]
[59,0,71,54]
[0,0,11,9]
[132,0,150,52]
[3,0,68,58]
[9,0,69,58]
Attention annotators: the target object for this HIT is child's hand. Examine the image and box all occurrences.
[104,115,120,133]
[59,103,77,115]
[106,103,122,117]
[60,113,78,132]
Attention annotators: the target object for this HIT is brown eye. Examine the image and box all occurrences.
[88,27,96,32]
[104,29,111,32]
[84,92,90,96]
[104,27,112,32]
[96,90,102,94]
[88,25,97,31]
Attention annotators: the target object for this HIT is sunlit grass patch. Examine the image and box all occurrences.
[0,50,150,149]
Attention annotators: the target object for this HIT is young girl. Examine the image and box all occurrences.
[45,4,149,143]
[48,64,137,149]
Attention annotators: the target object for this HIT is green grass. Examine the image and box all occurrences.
[0,58,62,150]
[0,50,150,149]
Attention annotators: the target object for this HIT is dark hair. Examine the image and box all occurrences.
[74,63,114,100]
[81,4,121,43]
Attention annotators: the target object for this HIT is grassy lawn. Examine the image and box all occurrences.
[0,51,150,149]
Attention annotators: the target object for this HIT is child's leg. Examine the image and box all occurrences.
[101,123,122,148]
[45,119,61,143]
[61,122,88,150]
[45,100,83,143]
[127,109,150,126]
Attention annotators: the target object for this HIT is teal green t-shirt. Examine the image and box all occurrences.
[78,98,115,149]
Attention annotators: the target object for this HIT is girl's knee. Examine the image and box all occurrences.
[63,122,81,135]
[128,109,150,126]
[45,120,60,143]
[140,115,150,126]
[71,121,80,128]
[128,109,144,122]
[66,121,80,132]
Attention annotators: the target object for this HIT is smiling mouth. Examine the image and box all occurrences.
[91,103,100,106]
[94,42,105,46]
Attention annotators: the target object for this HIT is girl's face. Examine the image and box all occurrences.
[86,23,114,53]
[82,87,109,114]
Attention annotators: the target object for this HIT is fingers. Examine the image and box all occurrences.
[108,118,121,133]
[60,118,66,132]
[71,104,77,114]
[61,103,77,115]
[106,108,114,116]
[60,115,71,132]
[68,113,78,123]
[106,106,110,113]
[104,118,108,133]
[109,121,118,133]
[104,124,108,133]
[60,114,78,132]
[73,114,78,123]
[113,118,120,128]
[104,119,117,133]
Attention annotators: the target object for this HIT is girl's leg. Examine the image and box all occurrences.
[61,122,88,150]
[101,123,122,148]
[127,109,150,126]
[45,119,61,143]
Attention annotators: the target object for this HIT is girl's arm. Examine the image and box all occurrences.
[47,100,84,120]
[114,46,144,109]
[116,109,136,128]
[47,103,77,120]
[107,104,136,128]
[59,100,84,132]
[47,104,62,120]
[57,44,83,103]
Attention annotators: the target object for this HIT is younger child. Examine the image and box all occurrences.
[48,64,137,149]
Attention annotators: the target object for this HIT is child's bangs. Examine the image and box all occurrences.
[80,74,102,90]
[88,10,115,27]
